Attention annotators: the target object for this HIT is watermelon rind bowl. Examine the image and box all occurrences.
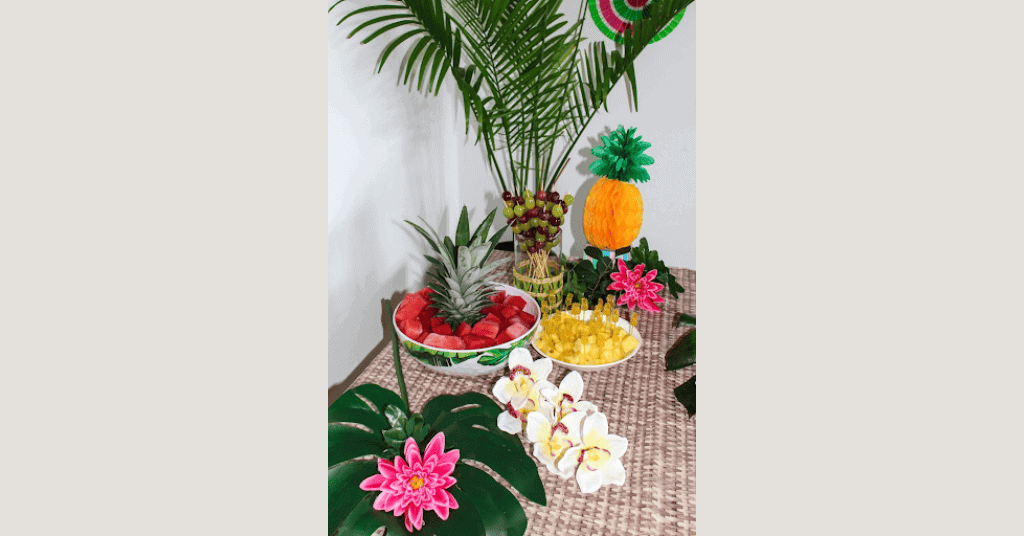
[393,283,541,376]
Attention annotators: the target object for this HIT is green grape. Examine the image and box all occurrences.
[526,239,535,247]
[513,205,526,217]
[525,197,535,210]
[524,189,533,200]
[545,201,555,212]
[529,218,539,228]
[503,206,515,219]
[563,194,574,206]
[551,205,564,218]
[544,242,554,251]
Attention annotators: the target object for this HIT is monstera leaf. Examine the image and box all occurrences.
[328,386,544,536]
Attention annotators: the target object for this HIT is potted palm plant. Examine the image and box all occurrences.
[329,0,693,307]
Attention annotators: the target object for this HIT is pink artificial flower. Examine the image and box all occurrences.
[359,433,460,532]
[606,258,666,312]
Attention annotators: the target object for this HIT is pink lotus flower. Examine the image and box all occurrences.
[359,433,460,532]
[606,258,666,312]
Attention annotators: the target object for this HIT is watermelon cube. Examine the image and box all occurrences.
[399,319,424,340]
[423,333,466,350]
[495,331,513,344]
[414,331,428,343]
[500,306,518,320]
[490,290,507,304]
[482,306,504,318]
[463,335,489,349]
[433,323,453,336]
[504,322,529,340]
[429,316,445,328]
[396,293,429,322]
[455,322,472,338]
[517,311,537,326]
[483,312,502,326]
[471,320,501,339]
[503,295,527,311]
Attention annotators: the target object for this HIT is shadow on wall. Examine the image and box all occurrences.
[568,125,614,259]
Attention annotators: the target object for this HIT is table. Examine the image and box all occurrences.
[344,251,696,535]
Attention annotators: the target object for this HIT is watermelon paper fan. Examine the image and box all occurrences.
[588,0,687,44]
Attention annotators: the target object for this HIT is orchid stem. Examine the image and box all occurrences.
[383,298,410,412]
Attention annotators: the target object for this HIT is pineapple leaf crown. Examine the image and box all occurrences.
[405,206,509,328]
[589,125,654,184]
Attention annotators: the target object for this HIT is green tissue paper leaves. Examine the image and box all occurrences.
[590,125,655,183]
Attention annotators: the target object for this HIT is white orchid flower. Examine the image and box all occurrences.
[556,412,628,494]
[538,371,597,421]
[525,408,586,479]
[492,348,555,434]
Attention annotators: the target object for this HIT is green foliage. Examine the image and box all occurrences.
[329,0,696,194]
[665,329,695,371]
[674,313,696,327]
[674,376,695,418]
[562,237,684,306]
[328,385,544,536]
[590,125,654,183]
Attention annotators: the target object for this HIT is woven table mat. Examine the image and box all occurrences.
[350,251,696,535]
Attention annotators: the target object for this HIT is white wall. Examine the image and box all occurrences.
[328,1,695,387]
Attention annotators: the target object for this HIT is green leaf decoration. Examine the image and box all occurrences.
[330,383,409,419]
[440,426,546,505]
[383,404,406,429]
[329,424,386,468]
[452,464,529,536]
[674,376,696,417]
[328,461,379,535]
[335,492,408,536]
[421,392,501,430]
[589,125,654,183]
[665,329,696,371]
[674,313,696,327]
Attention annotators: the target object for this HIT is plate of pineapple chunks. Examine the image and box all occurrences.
[531,309,643,372]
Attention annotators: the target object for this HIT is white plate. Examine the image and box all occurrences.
[530,310,643,372]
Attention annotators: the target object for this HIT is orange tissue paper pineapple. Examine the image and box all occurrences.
[582,125,655,251]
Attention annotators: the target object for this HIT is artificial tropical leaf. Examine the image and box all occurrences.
[327,404,390,432]
[665,329,695,371]
[452,464,529,536]
[335,492,407,536]
[674,313,696,327]
[441,426,546,505]
[329,424,386,468]
[674,376,696,417]
[328,461,379,535]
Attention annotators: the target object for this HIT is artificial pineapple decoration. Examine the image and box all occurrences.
[406,206,508,329]
[582,125,655,251]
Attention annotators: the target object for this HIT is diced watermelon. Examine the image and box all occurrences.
[490,290,507,304]
[504,322,529,340]
[399,319,424,340]
[418,287,435,298]
[503,295,527,311]
[455,322,471,337]
[414,331,428,343]
[429,316,445,328]
[517,311,537,326]
[471,320,501,339]
[500,306,518,320]
[396,293,430,322]
[433,323,453,336]
[418,307,438,327]
[495,331,512,344]
[423,333,466,350]
[463,335,489,349]
[481,306,504,318]
[483,312,501,325]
